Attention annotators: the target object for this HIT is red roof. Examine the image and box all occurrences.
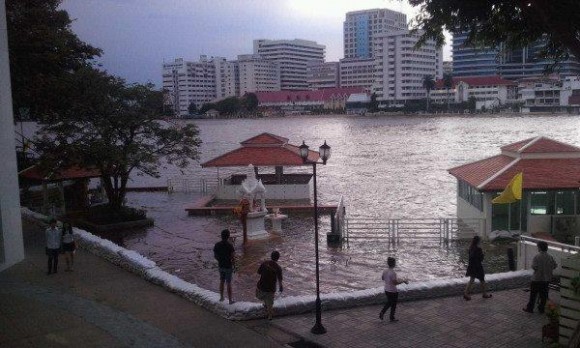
[434,76,516,89]
[449,137,580,191]
[256,87,365,104]
[201,133,320,167]
[20,165,101,182]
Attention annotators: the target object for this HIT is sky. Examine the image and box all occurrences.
[61,0,452,87]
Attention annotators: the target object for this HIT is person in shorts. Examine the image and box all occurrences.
[61,222,76,272]
[45,219,61,275]
[256,251,283,320]
[213,229,235,304]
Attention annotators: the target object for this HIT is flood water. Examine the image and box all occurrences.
[96,114,580,299]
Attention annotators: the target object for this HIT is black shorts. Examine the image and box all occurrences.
[62,242,76,252]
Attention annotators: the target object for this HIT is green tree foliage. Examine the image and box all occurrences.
[409,0,580,67]
[34,68,202,209]
[188,102,197,115]
[422,75,435,112]
[468,96,477,112]
[217,97,241,115]
[442,73,454,111]
[6,0,102,119]
[241,92,259,111]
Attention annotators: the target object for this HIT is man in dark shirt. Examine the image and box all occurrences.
[256,251,283,319]
[213,229,235,304]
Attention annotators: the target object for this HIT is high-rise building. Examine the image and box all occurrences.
[237,54,281,95]
[162,56,218,116]
[443,61,453,75]
[307,61,340,90]
[253,39,325,90]
[339,58,375,90]
[373,29,443,105]
[453,31,580,79]
[214,58,239,100]
[343,8,407,60]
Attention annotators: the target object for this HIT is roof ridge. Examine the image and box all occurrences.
[517,136,543,153]
[477,158,520,190]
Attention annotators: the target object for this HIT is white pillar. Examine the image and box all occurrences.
[0,0,25,271]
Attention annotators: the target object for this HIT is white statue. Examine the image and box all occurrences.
[236,164,266,212]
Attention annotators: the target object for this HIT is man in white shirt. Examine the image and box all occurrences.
[45,219,61,275]
[379,257,408,322]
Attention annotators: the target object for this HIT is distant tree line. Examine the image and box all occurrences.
[194,93,259,116]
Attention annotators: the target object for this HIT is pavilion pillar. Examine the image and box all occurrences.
[275,166,283,184]
[42,182,49,215]
[57,181,66,214]
[254,166,259,179]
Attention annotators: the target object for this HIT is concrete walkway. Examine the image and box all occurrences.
[251,288,558,348]
[0,219,284,348]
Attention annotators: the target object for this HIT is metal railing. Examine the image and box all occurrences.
[344,217,484,247]
[517,235,580,273]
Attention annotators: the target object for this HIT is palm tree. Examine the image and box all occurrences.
[422,75,435,113]
[443,73,454,112]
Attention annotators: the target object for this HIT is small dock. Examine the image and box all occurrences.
[184,196,337,216]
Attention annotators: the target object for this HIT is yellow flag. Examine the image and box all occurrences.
[492,172,523,204]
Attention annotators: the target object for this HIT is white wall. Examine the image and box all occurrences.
[528,215,551,234]
[0,0,24,271]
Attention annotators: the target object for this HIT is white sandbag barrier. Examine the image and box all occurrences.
[21,208,533,320]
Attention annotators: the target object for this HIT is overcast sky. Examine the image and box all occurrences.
[61,0,452,87]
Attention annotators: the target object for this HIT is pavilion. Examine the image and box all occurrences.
[201,133,320,202]
[448,136,580,243]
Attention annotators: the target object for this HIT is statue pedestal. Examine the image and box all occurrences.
[265,214,288,233]
[246,211,268,239]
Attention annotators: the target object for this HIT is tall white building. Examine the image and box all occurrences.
[339,58,375,90]
[214,58,239,100]
[162,56,218,116]
[343,8,407,60]
[253,39,325,90]
[373,29,443,105]
[238,54,280,95]
[307,61,339,89]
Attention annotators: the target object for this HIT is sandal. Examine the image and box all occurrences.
[482,294,492,299]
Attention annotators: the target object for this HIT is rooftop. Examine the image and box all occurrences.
[19,165,101,182]
[256,87,366,104]
[434,76,517,89]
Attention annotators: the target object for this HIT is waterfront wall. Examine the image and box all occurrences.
[22,208,533,320]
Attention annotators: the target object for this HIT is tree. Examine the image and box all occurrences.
[443,73,454,112]
[199,103,215,114]
[241,93,259,111]
[467,96,477,112]
[422,75,435,112]
[6,0,102,119]
[216,97,241,115]
[369,93,379,112]
[409,0,580,68]
[35,67,202,209]
[188,102,197,115]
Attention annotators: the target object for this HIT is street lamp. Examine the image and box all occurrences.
[299,140,331,335]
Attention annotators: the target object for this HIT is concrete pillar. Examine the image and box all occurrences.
[0,0,25,271]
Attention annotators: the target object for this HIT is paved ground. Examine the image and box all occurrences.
[0,219,285,348]
[1,218,559,348]
[251,288,559,348]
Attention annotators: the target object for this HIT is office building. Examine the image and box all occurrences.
[253,39,325,90]
[339,58,375,90]
[238,54,280,95]
[214,58,239,100]
[307,61,340,89]
[373,29,443,105]
[343,8,407,59]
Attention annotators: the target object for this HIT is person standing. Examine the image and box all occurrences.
[61,222,76,272]
[464,235,492,300]
[45,219,61,275]
[523,241,557,313]
[256,251,283,320]
[379,257,408,322]
[213,229,235,304]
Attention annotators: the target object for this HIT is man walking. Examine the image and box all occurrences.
[213,229,235,304]
[45,219,61,275]
[523,241,557,313]
[256,251,283,320]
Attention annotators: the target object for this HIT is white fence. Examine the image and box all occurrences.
[343,217,484,246]
[517,235,580,276]
[167,177,218,194]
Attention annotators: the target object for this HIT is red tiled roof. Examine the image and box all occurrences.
[256,87,366,104]
[201,133,320,167]
[20,165,101,182]
[449,137,580,191]
[501,136,580,154]
[434,76,516,89]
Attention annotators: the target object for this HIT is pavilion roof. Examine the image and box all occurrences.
[448,136,580,191]
[201,132,320,167]
[19,165,101,182]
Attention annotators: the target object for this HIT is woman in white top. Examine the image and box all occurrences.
[379,257,408,322]
[61,222,76,272]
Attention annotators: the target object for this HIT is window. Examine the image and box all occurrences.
[458,180,483,211]
[530,191,551,215]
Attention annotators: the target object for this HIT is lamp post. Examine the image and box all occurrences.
[299,140,331,335]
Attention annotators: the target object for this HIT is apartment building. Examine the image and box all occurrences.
[373,29,443,105]
[339,58,375,90]
[254,39,325,90]
[430,76,518,109]
[214,58,239,100]
[162,56,218,116]
[237,54,281,95]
